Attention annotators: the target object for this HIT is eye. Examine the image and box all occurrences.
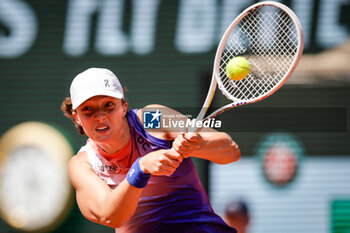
[105,101,115,109]
[82,106,91,111]
[81,106,93,114]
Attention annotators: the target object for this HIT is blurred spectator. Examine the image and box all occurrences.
[223,200,250,233]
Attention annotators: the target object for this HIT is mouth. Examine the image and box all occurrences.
[95,126,110,133]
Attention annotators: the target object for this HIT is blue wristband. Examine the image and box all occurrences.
[127,157,151,188]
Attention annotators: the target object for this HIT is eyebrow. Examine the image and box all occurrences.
[80,98,118,108]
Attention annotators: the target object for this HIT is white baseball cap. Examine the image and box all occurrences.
[70,68,124,109]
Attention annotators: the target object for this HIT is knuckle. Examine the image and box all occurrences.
[156,162,163,169]
[177,137,184,143]
[168,169,175,175]
[159,154,167,161]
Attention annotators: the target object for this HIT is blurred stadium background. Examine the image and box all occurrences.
[0,0,349,232]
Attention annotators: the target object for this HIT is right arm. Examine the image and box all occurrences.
[68,149,182,228]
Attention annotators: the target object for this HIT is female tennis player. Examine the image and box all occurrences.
[61,68,240,233]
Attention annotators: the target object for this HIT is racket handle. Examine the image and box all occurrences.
[187,119,205,133]
[188,124,197,133]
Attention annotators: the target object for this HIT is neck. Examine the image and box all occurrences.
[95,135,132,160]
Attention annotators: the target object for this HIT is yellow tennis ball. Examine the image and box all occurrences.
[226,56,250,81]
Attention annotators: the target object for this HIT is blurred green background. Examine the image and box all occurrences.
[0,0,349,232]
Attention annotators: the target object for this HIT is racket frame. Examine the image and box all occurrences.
[195,1,304,125]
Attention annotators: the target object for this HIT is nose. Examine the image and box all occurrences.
[94,112,106,123]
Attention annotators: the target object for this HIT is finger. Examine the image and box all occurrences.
[174,143,193,154]
[156,153,180,167]
[174,136,197,148]
[165,150,183,163]
[172,139,200,158]
[176,133,201,149]
[161,164,179,173]
[172,140,182,150]
[175,134,188,145]
[154,163,177,176]
[172,144,180,154]
[174,149,191,159]
[163,156,180,169]
[174,138,201,151]
[184,132,202,142]
[170,143,190,158]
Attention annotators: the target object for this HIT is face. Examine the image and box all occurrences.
[73,96,127,144]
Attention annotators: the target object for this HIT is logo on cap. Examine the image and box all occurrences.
[104,79,110,87]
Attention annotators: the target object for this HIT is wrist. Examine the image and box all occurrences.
[127,157,151,188]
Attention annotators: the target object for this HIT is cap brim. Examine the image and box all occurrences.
[72,90,123,109]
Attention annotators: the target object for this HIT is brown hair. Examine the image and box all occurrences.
[61,97,86,135]
[61,90,127,136]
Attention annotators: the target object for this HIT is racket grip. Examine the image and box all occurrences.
[187,122,200,133]
[187,118,208,133]
[188,126,198,133]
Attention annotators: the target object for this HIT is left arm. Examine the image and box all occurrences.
[139,104,240,164]
[172,130,240,164]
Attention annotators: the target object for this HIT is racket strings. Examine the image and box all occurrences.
[218,5,299,102]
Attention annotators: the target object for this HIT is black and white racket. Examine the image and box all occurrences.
[193,1,304,131]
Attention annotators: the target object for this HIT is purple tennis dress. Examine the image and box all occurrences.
[79,109,237,233]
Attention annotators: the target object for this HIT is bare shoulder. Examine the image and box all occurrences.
[137,104,177,117]
[68,151,89,170]
[68,151,92,186]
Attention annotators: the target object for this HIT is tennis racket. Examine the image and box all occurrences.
[192,1,304,132]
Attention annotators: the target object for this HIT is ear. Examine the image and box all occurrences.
[72,111,82,126]
[122,101,128,116]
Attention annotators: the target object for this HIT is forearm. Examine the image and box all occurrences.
[191,132,240,164]
[76,161,148,228]
[97,157,152,228]
[98,179,143,228]
[71,153,150,229]
[91,149,182,228]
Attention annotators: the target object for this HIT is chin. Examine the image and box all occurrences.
[91,132,113,142]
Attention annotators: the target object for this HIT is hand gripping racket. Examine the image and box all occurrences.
[192,1,304,132]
